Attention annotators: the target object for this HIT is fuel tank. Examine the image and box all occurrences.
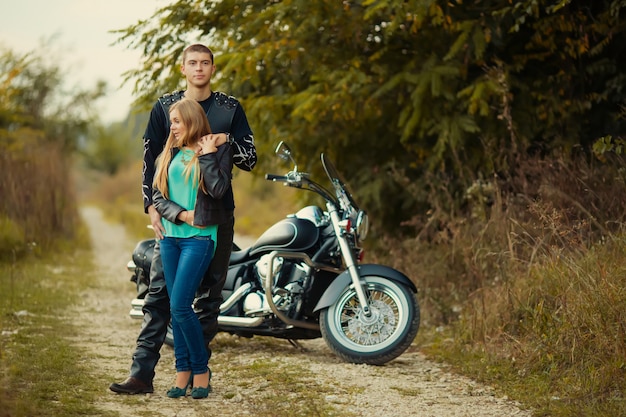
[249,217,319,255]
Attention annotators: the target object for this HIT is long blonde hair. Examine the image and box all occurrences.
[153,98,212,198]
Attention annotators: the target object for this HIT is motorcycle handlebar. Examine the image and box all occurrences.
[266,172,335,203]
[265,174,287,182]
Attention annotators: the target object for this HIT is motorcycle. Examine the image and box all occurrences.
[127,141,420,365]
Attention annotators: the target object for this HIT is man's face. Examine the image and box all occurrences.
[181,51,215,88]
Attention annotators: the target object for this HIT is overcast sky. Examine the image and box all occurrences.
[0,0,167,123]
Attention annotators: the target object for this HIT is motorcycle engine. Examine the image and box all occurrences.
[243,254,309,318]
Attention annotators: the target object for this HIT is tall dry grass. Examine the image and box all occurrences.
[0,128,79,261]
[79,145,626,414]
[369,151,626,415]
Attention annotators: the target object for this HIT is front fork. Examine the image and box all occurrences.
[327,204,371,317]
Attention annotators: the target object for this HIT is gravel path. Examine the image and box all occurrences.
[74,206,532,417]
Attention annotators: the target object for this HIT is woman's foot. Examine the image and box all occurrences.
[166,371,192,398]
[191,385,211,399]
[191,370,211,399]
[166,386,187,398]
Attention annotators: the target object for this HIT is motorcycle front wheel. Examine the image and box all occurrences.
[319,276,420,365]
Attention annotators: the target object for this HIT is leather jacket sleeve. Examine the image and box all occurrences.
[232,133,257,172]
[152,187,185,225]
[152,144,234,228]
[199,143,234,199]
[142,101,170,213]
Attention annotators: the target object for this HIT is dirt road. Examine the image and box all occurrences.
[74,206,532,417]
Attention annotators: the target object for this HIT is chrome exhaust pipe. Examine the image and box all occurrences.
[217,316,264,327]
[129,283,264,327]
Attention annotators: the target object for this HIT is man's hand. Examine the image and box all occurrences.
[148,205,165,240]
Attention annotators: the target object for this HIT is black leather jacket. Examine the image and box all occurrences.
[153,144,234,227]
[142,91,256,213]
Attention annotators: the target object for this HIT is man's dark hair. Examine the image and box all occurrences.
[182,44,214,64]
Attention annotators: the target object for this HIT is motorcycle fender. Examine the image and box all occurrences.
[313,264,417,313]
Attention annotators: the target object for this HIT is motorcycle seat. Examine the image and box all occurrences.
[229,247,252,264]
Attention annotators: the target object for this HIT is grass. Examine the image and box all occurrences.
[386,221,626,416]
[359,151,626,417]
[6,146,626,416]
[224,358,341,416]
[208,334,357,417]
[390,386,422,396]
[0,216,350,417]
[0,231,117,417]
[85,154,626,416]
[399,240,626,417]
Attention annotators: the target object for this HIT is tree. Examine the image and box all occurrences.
[0,44,106,253]
[0,42,106,151]
[115,0,626,233]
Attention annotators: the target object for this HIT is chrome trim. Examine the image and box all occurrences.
[129,283,261,327]
[129,298,144,319]
[219,282,252,313]
[356,210,369,241]
[264,250,341,331]
[218,316,264,327]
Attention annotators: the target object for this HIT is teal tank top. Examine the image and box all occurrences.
[161,149,218,241]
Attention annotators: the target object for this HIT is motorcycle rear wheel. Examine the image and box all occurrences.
[319,276,420,365]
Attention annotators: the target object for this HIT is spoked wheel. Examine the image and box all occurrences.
[320,276,420,365]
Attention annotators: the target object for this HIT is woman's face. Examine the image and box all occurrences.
[170,108,188,144]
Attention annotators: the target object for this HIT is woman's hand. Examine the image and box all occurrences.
[179,210,206,228]
[198,134,221,155]
[180,210,195,226]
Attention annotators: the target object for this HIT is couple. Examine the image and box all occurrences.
[109,44,257,398]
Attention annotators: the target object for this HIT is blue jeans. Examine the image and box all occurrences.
[160,236,214,375]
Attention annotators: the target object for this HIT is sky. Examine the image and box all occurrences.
[0,0,168,124]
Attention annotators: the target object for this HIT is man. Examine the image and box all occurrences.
[110,44,257,394]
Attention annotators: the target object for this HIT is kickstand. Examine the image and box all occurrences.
[287,339,307,352]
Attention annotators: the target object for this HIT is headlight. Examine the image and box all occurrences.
[355,210,369,240]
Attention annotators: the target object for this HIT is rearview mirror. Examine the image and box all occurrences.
[275,141,297,170]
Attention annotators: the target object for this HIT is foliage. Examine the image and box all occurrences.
[422,235,626,417]
[0,215,25,261]
[0,131,78,257]
[0,44,104,259]
[111,7,626,412]
[370,147,626,415]
[115,0,626,233]
[0,43,105,151]
[82,123,139,175]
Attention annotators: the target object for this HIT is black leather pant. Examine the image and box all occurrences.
[129,216,234,384]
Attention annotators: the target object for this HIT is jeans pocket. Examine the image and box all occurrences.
[191,236,213,242]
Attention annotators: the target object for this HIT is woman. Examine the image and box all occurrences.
[152,98,233,399]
